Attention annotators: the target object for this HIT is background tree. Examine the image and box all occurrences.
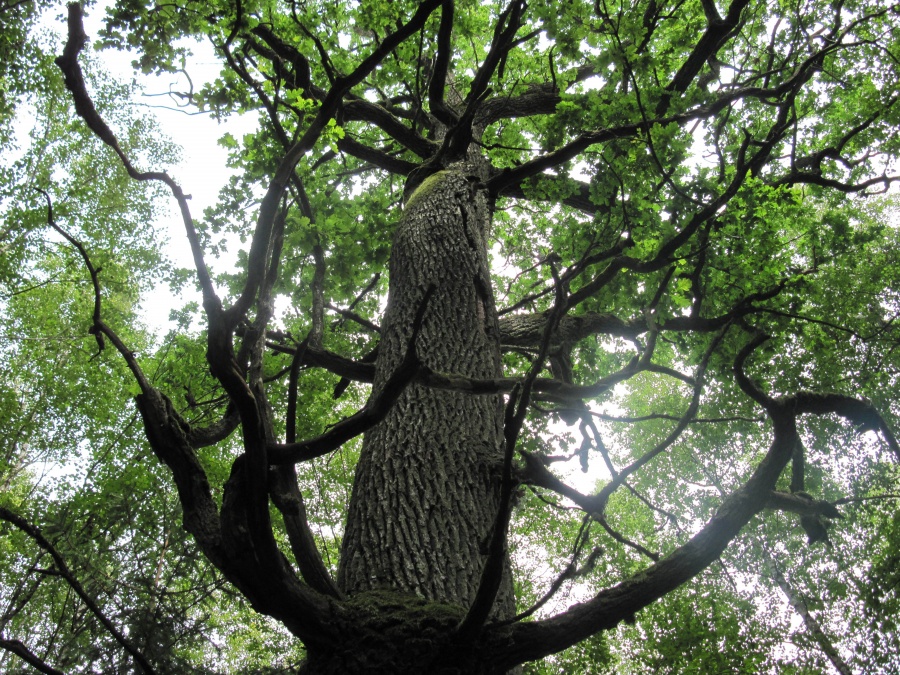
[2,0,900,672]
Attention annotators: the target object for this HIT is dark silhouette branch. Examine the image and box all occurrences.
[335,135,419,175]
[429,0,458,126]
[764,490,843,520]
[656,0,752,115]
[484,408,803,668]
[0,507,158,674]
[474,83,561,129]
[186,403,241,448]
[595,515,659,562]
[0,637,65,675]
[56,3,219,318]
[326,303,381,333]
[342,99,438,158]
[268,286,435,465]
[270,242,340,597]
[34,188,152,395]
[733,331,777,410]
[788,392,900,462]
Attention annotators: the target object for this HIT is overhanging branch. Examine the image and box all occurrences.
[0,507,158,674]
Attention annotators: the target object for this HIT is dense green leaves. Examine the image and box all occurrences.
[2,0,900,672]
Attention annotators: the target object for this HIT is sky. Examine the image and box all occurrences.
[69,5,260,329]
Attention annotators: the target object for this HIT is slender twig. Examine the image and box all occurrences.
[595,514,659,561]
[496,518,594,625]
[326,303,381,333]
[33,189,152,395]
[591,323,730,512]
[268,286,435,465]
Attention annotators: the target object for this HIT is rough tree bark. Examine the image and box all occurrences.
[301,168,517,673]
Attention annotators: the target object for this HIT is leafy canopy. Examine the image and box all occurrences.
[2,0,900,672]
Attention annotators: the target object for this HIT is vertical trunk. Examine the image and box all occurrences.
[337,169,514,616]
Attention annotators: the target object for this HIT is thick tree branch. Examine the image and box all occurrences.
[498,175,608,215]
[343,99,438,158]
[336,135,418,175]
[483,408,802,668]
[788,392,900,462]
[0,637,65,675]
[269,464,343,598]
[764,490,843,520]
[56,3,219,318]
[656,0,752,114]
[186,404,241,448]
[474,82,561,128]
[733,331,778,410]
[326,303,381,333]
[429,0,458,126]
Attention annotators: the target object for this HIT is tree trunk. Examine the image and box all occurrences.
[312,169,515,672]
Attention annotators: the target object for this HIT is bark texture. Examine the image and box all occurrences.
[337,169,515,616]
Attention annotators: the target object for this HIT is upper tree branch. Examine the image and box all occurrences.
[435,0,526,161]
[788,392,900,462]
[336,135,418,175]
[656,0,752,115]
[474,83,561,129]
[486,40,849,199]
[764,490,843,520]
[56,3,219,318]
[228,0,444,328]
[343,99,438,158]
[429,0,459,126]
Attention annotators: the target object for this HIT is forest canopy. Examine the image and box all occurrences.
[1,0,900,672]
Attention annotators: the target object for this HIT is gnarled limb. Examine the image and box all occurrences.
[482,406,802,669]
